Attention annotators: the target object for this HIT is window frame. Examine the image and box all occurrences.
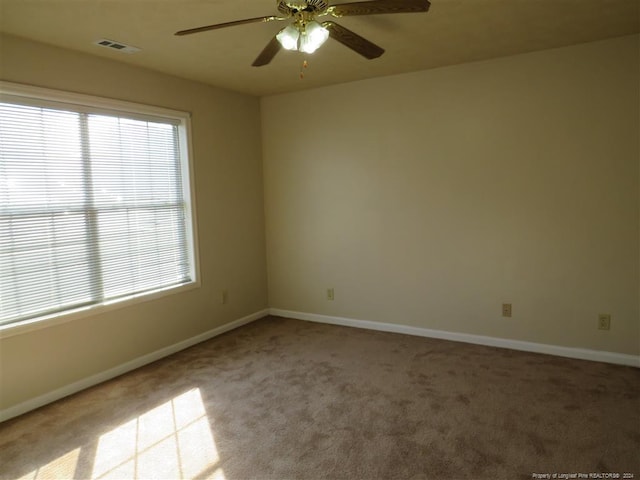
[0,81,201,339]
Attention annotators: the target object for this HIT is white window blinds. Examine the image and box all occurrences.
[0,92,197,327]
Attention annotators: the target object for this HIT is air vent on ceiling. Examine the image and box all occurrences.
[93,39,140,54]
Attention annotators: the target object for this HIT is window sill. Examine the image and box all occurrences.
[0,281,200,340]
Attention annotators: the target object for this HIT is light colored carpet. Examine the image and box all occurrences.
[1,315,638,479]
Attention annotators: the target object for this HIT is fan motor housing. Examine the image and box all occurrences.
[277,0,329,15]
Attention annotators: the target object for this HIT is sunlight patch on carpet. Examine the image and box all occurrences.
[17,448,81,479]
[91,388,221,480]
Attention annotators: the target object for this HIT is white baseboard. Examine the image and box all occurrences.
[3,307,637,423]
[0,309,269,423]
[269,308,640,368]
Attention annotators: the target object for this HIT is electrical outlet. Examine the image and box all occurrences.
[327,288,334,301]
[221,290,228,305]
[502,303,512,317]
[598,314,611,330]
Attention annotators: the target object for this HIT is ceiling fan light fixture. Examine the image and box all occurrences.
[176,0,432,67]
[276,24,300,50]
[299,20,329,54]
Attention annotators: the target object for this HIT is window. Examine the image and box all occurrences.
[0,82,198,332]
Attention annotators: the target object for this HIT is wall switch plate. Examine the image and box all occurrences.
[221,290,228,305]
[327,288,334,301]
[502,303,512,317]
[598,314,611,330]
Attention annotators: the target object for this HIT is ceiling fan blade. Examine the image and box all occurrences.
[252,36,282,67]
[323,21,384,60]
[175,16,280,36]
[329,0,430,17]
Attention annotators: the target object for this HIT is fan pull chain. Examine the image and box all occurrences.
[299,59,308,80]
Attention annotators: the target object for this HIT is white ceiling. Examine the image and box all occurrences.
[0,0,638,97]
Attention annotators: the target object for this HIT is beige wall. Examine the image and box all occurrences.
[0,34,268,409]
[262,35,640,355]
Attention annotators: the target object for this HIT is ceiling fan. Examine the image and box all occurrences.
[175,0,431,67]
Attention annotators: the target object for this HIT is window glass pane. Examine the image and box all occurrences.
[0,104,84,210]
[88,115,182,207]
[97,207,189,299]
[0,211,93,323]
